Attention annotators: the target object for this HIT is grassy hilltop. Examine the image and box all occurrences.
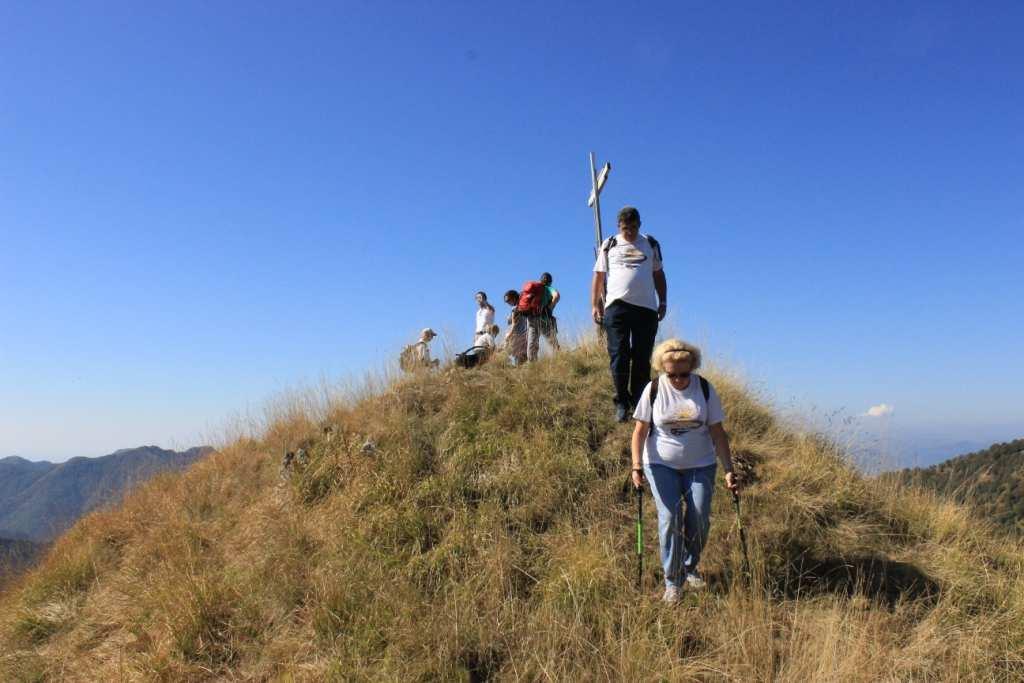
[2,344,1023,681]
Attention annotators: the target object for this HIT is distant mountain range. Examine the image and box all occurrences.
[891,438,1024,535]
[0,445,212,544]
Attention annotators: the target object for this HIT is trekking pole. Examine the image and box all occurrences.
[731,490,752,584]
[635,484,643,591]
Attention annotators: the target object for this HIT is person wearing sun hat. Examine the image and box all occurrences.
[416,328,439,367]
[400,328,440,372]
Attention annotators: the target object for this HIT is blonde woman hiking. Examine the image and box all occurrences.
[630,339,740,603]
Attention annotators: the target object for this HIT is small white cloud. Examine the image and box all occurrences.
[865,403,894,418]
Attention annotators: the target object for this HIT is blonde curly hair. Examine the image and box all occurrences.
[651,338,702,374]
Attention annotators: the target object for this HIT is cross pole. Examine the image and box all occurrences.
[588,152,611,258]
[588,152,611,336]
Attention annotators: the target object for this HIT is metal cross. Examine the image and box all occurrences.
[587,152,611,258]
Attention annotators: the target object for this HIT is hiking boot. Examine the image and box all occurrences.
[662,585,681,604]
[684,572,707,591]
[615,404,630,423]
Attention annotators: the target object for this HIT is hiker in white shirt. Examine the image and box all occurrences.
[474,324,499,352]
[456,324,500,369]
[591,206,667,422]
[475,291,495,339]
[630,339,739,603]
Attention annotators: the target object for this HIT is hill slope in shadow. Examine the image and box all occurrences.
[1,345,1022,681]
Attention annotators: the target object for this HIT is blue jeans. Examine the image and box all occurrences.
[644,462,717,587]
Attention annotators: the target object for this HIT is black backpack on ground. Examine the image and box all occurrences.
[455,346,488,369]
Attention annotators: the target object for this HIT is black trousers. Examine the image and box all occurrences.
[603,300,659,407]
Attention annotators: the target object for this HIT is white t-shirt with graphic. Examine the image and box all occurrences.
[632,374,725,470]
[593,233,663,311]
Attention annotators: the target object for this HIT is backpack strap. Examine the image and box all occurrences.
[650,375,709,408]
[604,234,661,262]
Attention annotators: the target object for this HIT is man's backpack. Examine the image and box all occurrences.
[517,281,546,315]
[649,374,710,407]
[602,234,662,262]
[399,343,421,372]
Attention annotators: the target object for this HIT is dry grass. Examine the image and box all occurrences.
[2,342,1022,681]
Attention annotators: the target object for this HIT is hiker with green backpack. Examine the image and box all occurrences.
[630,339,740,603]
[521,273,561,362]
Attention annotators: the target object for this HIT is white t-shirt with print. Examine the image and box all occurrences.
[593,233,663,311]
[632,374,725,470]
[475,306,495,334]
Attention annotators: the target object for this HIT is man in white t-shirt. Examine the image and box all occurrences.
[591,206,668,421]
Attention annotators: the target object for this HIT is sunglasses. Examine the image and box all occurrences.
[667,372,691,380]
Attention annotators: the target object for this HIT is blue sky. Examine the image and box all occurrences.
[2,1,1022,465]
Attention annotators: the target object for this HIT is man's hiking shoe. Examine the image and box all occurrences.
[684,573,707,591]
[662,585,681,604]
[616,404,630,423]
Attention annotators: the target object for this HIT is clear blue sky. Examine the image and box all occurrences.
[2,1,1022,464]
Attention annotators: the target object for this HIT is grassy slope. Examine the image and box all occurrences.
[1,344,1023,681]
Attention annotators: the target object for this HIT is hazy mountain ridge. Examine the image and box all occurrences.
[0,446,212,543]
[892,438,1024,535]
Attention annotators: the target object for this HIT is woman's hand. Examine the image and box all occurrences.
[725,471,740,493]
[631,468,645,489]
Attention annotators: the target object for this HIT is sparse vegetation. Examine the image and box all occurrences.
[1,343,1022,680]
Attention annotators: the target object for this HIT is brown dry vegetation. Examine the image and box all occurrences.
[2,343,1023,681]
